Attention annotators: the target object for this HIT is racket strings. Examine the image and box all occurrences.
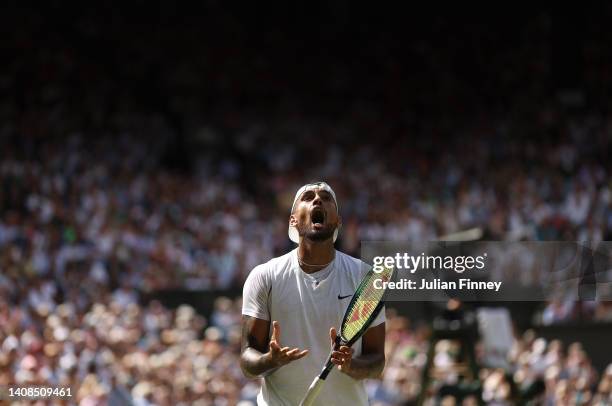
[341,268,392,341]
[343,300,378,339]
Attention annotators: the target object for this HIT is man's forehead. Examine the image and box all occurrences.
[291,182,338,214]
[300,187,332,197]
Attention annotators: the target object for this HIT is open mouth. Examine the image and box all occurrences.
[311,208,326,225]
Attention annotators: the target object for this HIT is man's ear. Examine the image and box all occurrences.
[289,214,297,227]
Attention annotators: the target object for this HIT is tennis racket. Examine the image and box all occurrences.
[299,265,394,406]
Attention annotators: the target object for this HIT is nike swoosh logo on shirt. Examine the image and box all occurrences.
[338,294,352,300]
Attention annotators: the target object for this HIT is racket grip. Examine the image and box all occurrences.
[299,377,324,406]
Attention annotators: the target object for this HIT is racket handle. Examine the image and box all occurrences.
[299,376,324,406]
[300,337,342,405]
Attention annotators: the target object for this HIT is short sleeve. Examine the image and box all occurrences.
[242,264,271,320]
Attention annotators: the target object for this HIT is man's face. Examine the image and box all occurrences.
[290,187,340,242]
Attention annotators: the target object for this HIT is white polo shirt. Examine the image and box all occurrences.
[242,249,385,406]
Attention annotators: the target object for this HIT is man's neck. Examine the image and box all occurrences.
[297,239,335,274]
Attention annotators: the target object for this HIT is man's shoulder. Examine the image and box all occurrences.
[335,250,371,274]
[249,249,296,277]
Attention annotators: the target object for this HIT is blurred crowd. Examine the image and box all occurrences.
[504,330,610,405]
[383,331,612,406]
[1,2,612,405]
[2,292,611,405]
[0,294,250,405]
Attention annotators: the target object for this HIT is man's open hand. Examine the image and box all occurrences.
[266,321,309,367]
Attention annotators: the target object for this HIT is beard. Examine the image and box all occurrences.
[297,222,336,242]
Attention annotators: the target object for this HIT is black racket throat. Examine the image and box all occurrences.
[319,336,345,380]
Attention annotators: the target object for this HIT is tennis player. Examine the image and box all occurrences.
[240,182,385,405]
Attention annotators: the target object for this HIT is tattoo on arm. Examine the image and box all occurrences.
[346,353,385,380]
[241,315,267,353]
[240,316,274,378]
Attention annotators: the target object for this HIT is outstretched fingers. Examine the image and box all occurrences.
[268,321,309,366]
[269,321,282,352]
[285,348,301,357]
[273,346,309,365]
[271,320,281,342]
[285,348,309,360]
